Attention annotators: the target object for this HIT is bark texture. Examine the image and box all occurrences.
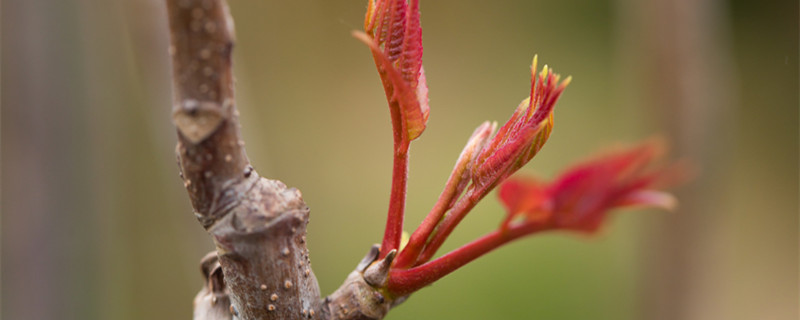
[165,0,399,319]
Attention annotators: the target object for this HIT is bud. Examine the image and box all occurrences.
[472,56,571,192]
[356,0,429,142]
[447,121,496,202]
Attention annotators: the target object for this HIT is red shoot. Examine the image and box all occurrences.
[393,121,495,269]
[356,0,429,258]
[386,140,682,296]
[401,58,571,267]
[354,1,685,300]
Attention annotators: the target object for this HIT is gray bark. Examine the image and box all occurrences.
[165,1,399,319]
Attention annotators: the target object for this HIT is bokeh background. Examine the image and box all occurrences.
[2,0,797,319]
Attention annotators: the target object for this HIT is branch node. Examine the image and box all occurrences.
[364,249,396,288]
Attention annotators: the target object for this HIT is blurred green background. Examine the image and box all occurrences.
[2,0,797,319]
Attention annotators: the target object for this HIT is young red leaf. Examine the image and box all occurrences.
[358,0,428,143]
[499,139,680,233]
[359,0,429,258]
[497,177,551,229]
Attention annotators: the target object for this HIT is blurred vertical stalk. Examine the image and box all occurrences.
[1,0,99,319]
[614,0,738,319]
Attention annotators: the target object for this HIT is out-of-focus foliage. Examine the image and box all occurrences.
[2,0,797,319]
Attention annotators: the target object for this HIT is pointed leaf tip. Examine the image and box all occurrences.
[562,75,573,87]
[618,190,678,211]
[469,57,570,193]
[360,0,429,143]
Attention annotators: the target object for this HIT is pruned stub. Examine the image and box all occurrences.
[210,176,323,319]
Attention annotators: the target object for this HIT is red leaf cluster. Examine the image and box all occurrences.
[354,0,685,300]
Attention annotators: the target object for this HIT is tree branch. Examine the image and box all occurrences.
[166,0,246,226]
[166,1,401,319]
[166,0,325,318]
